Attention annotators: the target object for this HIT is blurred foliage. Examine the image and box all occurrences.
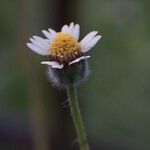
[0,0,150,150]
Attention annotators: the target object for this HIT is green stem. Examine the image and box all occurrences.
[67,84,89,150]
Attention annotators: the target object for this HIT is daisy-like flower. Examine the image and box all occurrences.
[27,23,102,149]
[27,22,101,86]
[27,22,101,69]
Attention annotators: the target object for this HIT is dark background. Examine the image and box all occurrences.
[0,0,150,149]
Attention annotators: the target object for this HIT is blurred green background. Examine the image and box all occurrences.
[0,0,150,150]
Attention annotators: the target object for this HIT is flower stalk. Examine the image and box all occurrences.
[27,22,102,150]
[67,84,89,150]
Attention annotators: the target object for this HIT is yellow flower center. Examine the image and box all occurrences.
[50,32,82,64]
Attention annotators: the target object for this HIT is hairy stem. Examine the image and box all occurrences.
[67,84,89,150]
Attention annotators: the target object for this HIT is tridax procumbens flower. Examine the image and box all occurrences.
[27,22,102,86]
[27,22,101,68]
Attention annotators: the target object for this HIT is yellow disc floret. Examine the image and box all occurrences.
[50,32,82,64]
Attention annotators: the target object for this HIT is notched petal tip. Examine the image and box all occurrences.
[81,35,101,53]
[26,43,33,49]
[42,30,53,40]
[26,42,49,55]
[95,35,102,40]
[98,34,102,39]
[80,31,98,46]
[48,28,56,36]
[72,23,80,40]
[26,43,32,49]
[69,22,74,26]
[26,42,30,46]
[80,30,102,53]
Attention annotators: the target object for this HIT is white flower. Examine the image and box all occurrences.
[27,22,102,69]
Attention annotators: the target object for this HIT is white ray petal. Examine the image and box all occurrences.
[48,28,57,36]
[42,30,53,40]
[27,43,49,55]
[80,31,98,48]
[32,36,50,54]
[72,24,80,40]
[68,22,74,34]
[41,61,63,69]
[33,36,50,47]
[61,25,69,33]
[29,38,43,51]
[69,56,91,65]
[30,37,49,51]
[81,35,102,53]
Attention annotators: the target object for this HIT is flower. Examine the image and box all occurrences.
[26,22,101,69]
